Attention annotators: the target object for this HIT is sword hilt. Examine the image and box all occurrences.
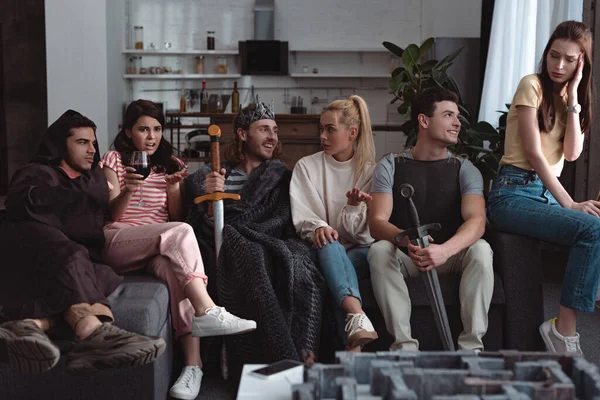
[193,124,241,206]
[396,223,441,247]
[208,125,221,172]
[395,183,441,247]
[399,184,420,227]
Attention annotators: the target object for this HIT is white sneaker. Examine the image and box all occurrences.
[169,366,202,400]
[191,306,257,337]
[539,318,583,355]
[345,313,378,349]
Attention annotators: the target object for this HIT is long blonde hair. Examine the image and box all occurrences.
[321,95,376,184]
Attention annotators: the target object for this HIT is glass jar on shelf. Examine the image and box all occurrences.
[127,57,136,74]
[207,31,215,50]
[179,90,187,113]
[216,90,223,113]
[216,57,228,74]
[127,56,142,74]
[134,26,144,50]
[195,56,205,75]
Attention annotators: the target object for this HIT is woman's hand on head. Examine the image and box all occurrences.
[568,53,585,97]
[313,226,339,249]
[346,187,372,206]
[123,166,144,192]
[570,199,600,217]
[205,168,226,193]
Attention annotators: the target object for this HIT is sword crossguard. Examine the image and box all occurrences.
[396,223,441,245]
[194,192,240,205]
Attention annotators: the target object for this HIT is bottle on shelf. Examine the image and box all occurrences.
[200,80,208,113]
[207,31,215,50]
[133,26,144,49]
[231,82,239,113]
[216,56,228,74]
[195,56,204,74]
[127,57,137,74]
[179,91,187,113]
[216,90,223,114]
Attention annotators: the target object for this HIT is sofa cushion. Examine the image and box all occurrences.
[107,275,170,337]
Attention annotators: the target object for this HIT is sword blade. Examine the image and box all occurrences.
[422,269,455,351]
[213,200,224,260]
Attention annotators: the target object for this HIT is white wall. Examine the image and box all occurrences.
[46,0,483,158]
[422,0,482,38]
[106,0,127,147]
[45,0,109,153]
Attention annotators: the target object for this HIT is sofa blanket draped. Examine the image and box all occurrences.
[186,160,329,374]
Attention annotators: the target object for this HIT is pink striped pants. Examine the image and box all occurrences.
[102,221,206,339]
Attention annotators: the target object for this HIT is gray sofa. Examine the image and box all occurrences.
[0,228,551,399]
[360,227,547,352]
[0,275,173,400]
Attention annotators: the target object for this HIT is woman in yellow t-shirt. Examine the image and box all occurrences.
[487,21,600,355]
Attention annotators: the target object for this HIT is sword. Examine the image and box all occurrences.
[194,125,240,260]
[193,124,241,380]
[394,183,455,351]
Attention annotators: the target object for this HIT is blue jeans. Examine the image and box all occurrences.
[487,164,600,312]
[315,241,369,342]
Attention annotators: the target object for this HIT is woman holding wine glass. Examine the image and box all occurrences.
[101,100,256,400]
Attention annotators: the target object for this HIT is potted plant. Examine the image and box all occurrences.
[383,38,505,191]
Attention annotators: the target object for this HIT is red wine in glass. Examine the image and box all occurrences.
[135,165,151,180]
[130,151,149,206]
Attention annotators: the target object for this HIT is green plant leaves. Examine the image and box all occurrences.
[472,121,499,135]
[397,101,410,115]
[420,38,434,57]
[434,46,464,70]
[382,41,404,58]
[402,44,420,70]
[384,37,505,189]
[391,66,405,77]
[421,59,438,72]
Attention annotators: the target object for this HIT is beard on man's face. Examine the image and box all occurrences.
[64,154,94,173]
[243,138,277,161]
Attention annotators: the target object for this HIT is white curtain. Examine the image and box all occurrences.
[478,0,583,127]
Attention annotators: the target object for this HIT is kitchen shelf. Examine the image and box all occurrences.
[290,48,388,53]
[124,74,242,80]
[122,49,239,55]
[290,73,390,78]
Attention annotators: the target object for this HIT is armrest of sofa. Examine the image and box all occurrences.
[485,225,545,351]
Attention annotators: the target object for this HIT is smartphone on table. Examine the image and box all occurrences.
[249,360,303,380]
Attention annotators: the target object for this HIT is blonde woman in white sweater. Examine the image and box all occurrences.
[290,95,378,350]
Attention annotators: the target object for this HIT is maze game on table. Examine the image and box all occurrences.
[293,350,600,400]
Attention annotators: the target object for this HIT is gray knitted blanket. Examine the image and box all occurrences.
[186,160,328,373]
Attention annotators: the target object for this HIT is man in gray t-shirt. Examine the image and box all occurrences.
[367,87,494,352]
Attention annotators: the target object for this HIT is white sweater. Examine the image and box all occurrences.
[290,151,375,249]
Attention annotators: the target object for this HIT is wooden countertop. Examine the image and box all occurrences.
[165,112,321,121]
[165,112,403,131]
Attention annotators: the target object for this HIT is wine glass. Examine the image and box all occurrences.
[130,151,150,206]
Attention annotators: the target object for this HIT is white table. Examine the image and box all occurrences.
[236,364,304,400]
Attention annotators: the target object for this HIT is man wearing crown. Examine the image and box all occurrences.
[184,100,330,378]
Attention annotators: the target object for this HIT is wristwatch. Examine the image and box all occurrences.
[566,104,581,113]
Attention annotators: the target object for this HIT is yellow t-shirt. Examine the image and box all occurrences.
[500,74,567,177]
